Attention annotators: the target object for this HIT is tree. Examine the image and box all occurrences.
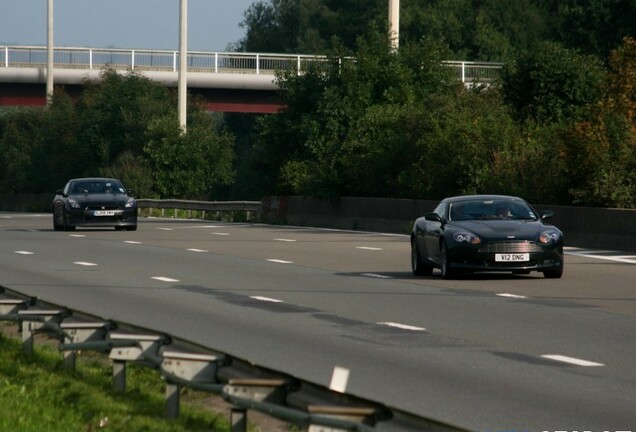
[254,33,456,199]
[565,37,636,208]
[501,41,605,124]
[555,0,636,61]
[144,109,235,199]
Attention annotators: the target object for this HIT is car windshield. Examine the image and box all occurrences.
[449,199,537,221]
[70,180,125,195]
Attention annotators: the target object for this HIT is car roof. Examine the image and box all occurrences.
[443,194,525,203]
[69,178,120,182]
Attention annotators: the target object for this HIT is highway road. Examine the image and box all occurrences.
[1,212,635,431]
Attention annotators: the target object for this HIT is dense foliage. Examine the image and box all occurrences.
[0,70,234,199]
[1,0,635,208]
[229,0,636,208]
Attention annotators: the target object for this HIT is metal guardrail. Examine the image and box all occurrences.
[1,45,503,83]
[137,199,261,220]
[0,285,468,431]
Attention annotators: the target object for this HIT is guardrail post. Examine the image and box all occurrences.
[230,408,247,432]
[165,382,180,418]
[18,309,67,356]
[108,332,167,393]
[21,321,35,355]
[113,360,127,393]
[60,321,111,371]
[161,350,222,419]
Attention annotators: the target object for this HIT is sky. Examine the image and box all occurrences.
[0,0,258,52]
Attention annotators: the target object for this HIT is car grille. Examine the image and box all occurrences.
[86,205,120,211]
[479,241,544,254]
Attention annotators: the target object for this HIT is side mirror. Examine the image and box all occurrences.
[541,210,554,220]
[424,212,442,222]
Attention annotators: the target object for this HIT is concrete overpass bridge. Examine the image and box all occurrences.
[0,45,503,113]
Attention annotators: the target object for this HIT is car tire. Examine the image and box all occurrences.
[53,207,63,231]
[543,266,563,279]
[411,238,432,276]
[62,209,75,231]
[440,241,455,279]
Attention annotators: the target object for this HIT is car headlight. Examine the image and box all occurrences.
[539,230,560,244]
[68,198,81,209]
[125,198,136,208]
[453,232,481,245]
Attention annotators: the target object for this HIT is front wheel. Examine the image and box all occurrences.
[411,238,432,276]
[62,209,75,231]
[543,266,563,279]
[53,208,63,231]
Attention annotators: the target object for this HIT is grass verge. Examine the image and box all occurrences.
[0,324,229,432]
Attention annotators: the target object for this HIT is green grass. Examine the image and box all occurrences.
[0,329,229,432]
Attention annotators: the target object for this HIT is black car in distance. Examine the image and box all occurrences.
[411,195,563,279]
[52,178,137,231]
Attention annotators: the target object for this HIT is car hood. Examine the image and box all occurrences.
[69,194,131,206]
[452,219,550,241]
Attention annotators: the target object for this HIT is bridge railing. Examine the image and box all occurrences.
[1,45,502,83]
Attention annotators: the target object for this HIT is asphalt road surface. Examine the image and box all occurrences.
[1,213,635,431]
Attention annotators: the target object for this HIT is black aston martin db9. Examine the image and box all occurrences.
[52,178,137,231]
[411,195,563,279]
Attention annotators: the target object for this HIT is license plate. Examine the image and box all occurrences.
[495,253,529,262]
[93,210,115,216]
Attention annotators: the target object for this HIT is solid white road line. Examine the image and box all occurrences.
[267,259,293,264]
[541,354,604,367]
[250,296,284,303]
[14,251,34,255]
[565,249,636,264]
[152,276,180,282]
[74,262,98,266]
[377,322,426,331]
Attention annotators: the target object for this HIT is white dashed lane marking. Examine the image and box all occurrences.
[124,241,142,244]
[211,232,230,236]
[497,293,528,299]
[69,234,86,238]
[250,296,284,303]
[541,354,604,367]
[152,276,180,282]
[74,262,98,266]
[14,251,34,255]
[187,248,208,253]
[356,246,383,251]
[274,238,296,242]
[378,322,426,332]
[267,259,293,264]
